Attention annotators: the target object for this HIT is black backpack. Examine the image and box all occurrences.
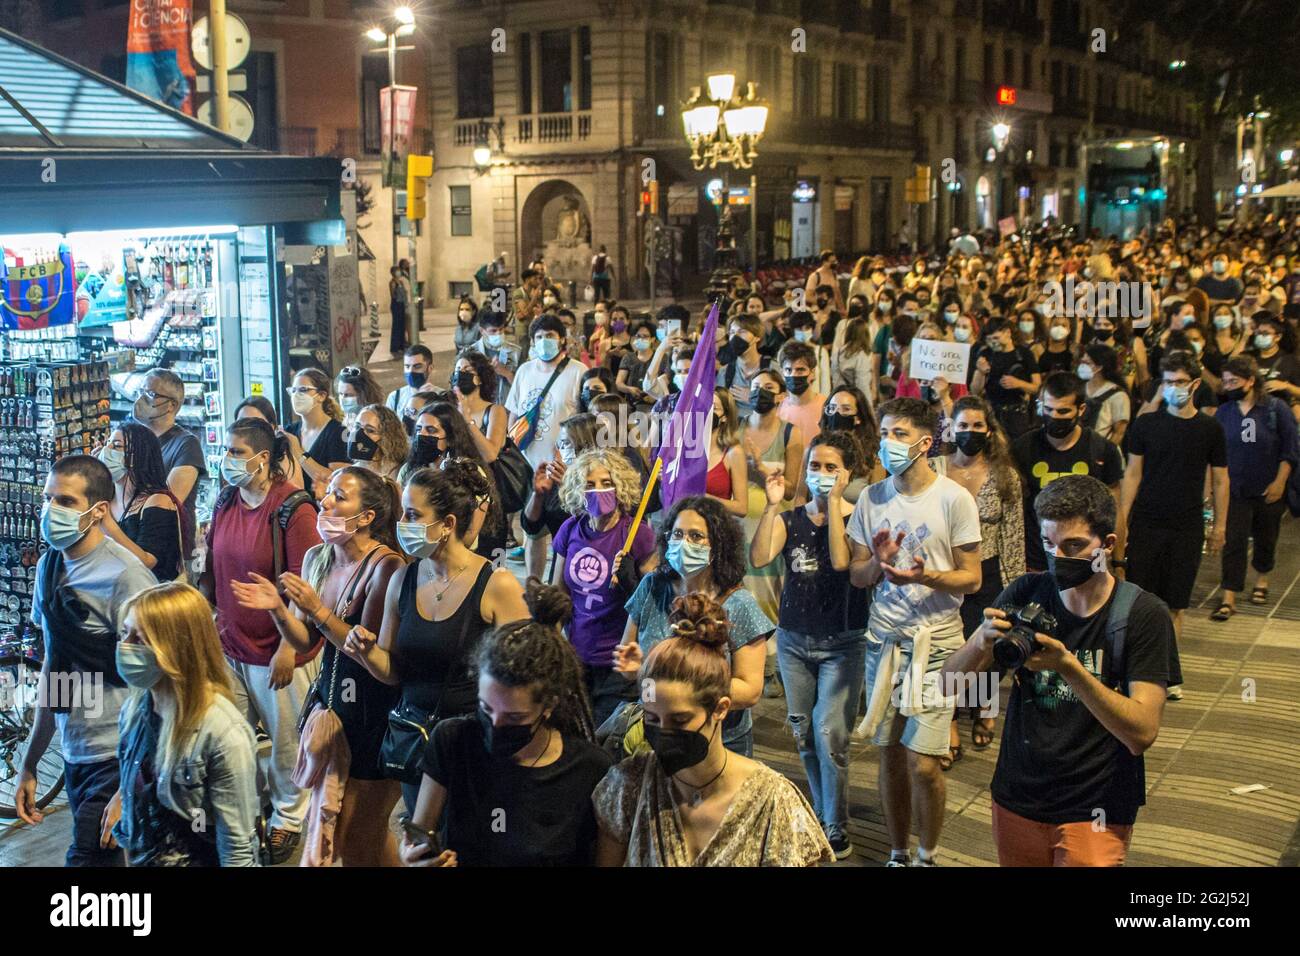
[1081,385,1124,431]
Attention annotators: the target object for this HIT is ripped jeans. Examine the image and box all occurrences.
[776,627,868,836]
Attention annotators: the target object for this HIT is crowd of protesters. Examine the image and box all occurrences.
[15,213,1300,868]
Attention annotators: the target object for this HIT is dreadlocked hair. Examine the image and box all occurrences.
[473,577,595,742]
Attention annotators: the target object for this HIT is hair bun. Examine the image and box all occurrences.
[524,577,572,629]
[667,593,730,653]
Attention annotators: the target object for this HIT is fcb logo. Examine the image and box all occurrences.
[1,244,78,331]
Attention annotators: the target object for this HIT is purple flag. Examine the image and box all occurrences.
[656,301,719,509]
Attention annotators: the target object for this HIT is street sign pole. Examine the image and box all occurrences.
[211,0,229,133]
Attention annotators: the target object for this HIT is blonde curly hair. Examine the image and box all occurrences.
[559,447,643,518]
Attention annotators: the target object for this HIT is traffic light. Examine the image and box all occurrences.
[638,180,660,217]
[406,154,433,221]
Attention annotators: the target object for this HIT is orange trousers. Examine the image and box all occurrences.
[992,802,1133,867]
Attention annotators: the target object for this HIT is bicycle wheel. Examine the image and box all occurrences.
[0,654,65,820]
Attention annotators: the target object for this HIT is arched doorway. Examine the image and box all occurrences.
[519,180,593,285]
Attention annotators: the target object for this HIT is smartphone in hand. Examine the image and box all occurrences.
[401,819,443,857]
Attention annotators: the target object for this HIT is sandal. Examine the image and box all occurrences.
[1210,602,1236,621]
[1250,586,1269,605]
[971,719,995,750]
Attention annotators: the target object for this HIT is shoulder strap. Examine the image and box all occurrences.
[784,421,793,445]
[724,361,737,389]
[1105,580,1141,695]
[533,356,571,409]
[270,489,316,581]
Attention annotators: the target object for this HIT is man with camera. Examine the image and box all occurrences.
[940,474,1179,866]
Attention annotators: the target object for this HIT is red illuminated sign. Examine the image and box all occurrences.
[996,85,1018,106]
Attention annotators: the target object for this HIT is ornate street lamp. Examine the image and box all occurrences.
[680,75,769,297]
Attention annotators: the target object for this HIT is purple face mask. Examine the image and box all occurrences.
[611,319,628,334]
[585,489,618,519]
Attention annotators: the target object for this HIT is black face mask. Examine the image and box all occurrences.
[847,303,864,318]
[454,371,477,396]
[816,298,830,310]
[644,720,715,776]
[751,389,777,414]
[477,707,543,760]
[1220,386,1248,403]
[410,435,442,467]
[728,333,750,357]
[1093,328,1115,342]
[920,384,939,405]
[581,388,603,409]
[784,374,810,396]
[825,412,858,431]
[347,429,379,462]
[1046,550,1099,591]
[954,430,989,456]
[712,412,723,431]
[1042,413,1078,439]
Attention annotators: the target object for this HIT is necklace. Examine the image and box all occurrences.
[526,727,553,769]
[676,750,728,808]
[425,559,470,602]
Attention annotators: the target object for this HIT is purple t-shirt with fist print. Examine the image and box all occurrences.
[553,513,656,666]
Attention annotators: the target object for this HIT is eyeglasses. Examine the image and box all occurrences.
[286,386,319,396]
[340,366,364,378]
[669,529,709,545]
[134,389,178,405]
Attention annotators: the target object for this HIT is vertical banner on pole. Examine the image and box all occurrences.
[126,0,196,115]
[381,85,419,189]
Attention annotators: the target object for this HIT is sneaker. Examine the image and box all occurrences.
[826,829,853,861]
[763,673,784,698]
[910,856,939,867]
[507,546,525,563]
[885,853,911,867]
[1166,684,1184,701]
[266,827,300,865]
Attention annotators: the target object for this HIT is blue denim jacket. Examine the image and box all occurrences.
[118,693,262,867]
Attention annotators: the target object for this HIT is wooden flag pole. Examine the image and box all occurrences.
[621,457,662,556]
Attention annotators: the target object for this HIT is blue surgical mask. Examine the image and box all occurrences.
[1162,383,1192,409]
[945,310,961,324]
[339,395,360,415]
[953,327,972,343]
[1213,313,1234,330]
[1255,333,1275,350]
[880,436,926,476]
[41,501,96,551]
[805,470,837,498]
[878,301,893,314]
[220,453,264,488]
[793,329,812,343]
[534,337,561,362]
[98,447,127,483]
[485,332,505,348]
[396,519,448,559]
[634,338,653,351]
[655,327,667,342]
[116,642,164,690]
[666,539,710,577]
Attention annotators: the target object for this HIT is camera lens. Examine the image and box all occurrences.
[993,628,1037,670]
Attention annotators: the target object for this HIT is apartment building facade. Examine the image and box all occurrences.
[25,0,1198,309]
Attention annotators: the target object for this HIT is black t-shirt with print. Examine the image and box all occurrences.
[777,506,870,634]
[1012,426,1125,569]
[990,573,1180,826]
[420,715,612,867]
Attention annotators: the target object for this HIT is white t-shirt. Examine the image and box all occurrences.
[505,355,587,469]
[847,471,982,643]
[1088,384,1131,441]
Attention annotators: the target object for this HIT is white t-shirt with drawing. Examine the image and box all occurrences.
[847,471,981,644]
[505,355,588,469]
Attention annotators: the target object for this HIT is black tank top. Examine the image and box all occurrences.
[315,547,400,719]
[392,559,495,717]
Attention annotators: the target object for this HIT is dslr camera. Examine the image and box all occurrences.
[992,602,1059,669]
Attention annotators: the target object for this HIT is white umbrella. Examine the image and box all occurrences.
[1255,181,1300,199]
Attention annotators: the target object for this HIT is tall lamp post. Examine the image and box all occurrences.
[365,6,417,346]
[990,121,1011,224]
[681,74,769,299]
